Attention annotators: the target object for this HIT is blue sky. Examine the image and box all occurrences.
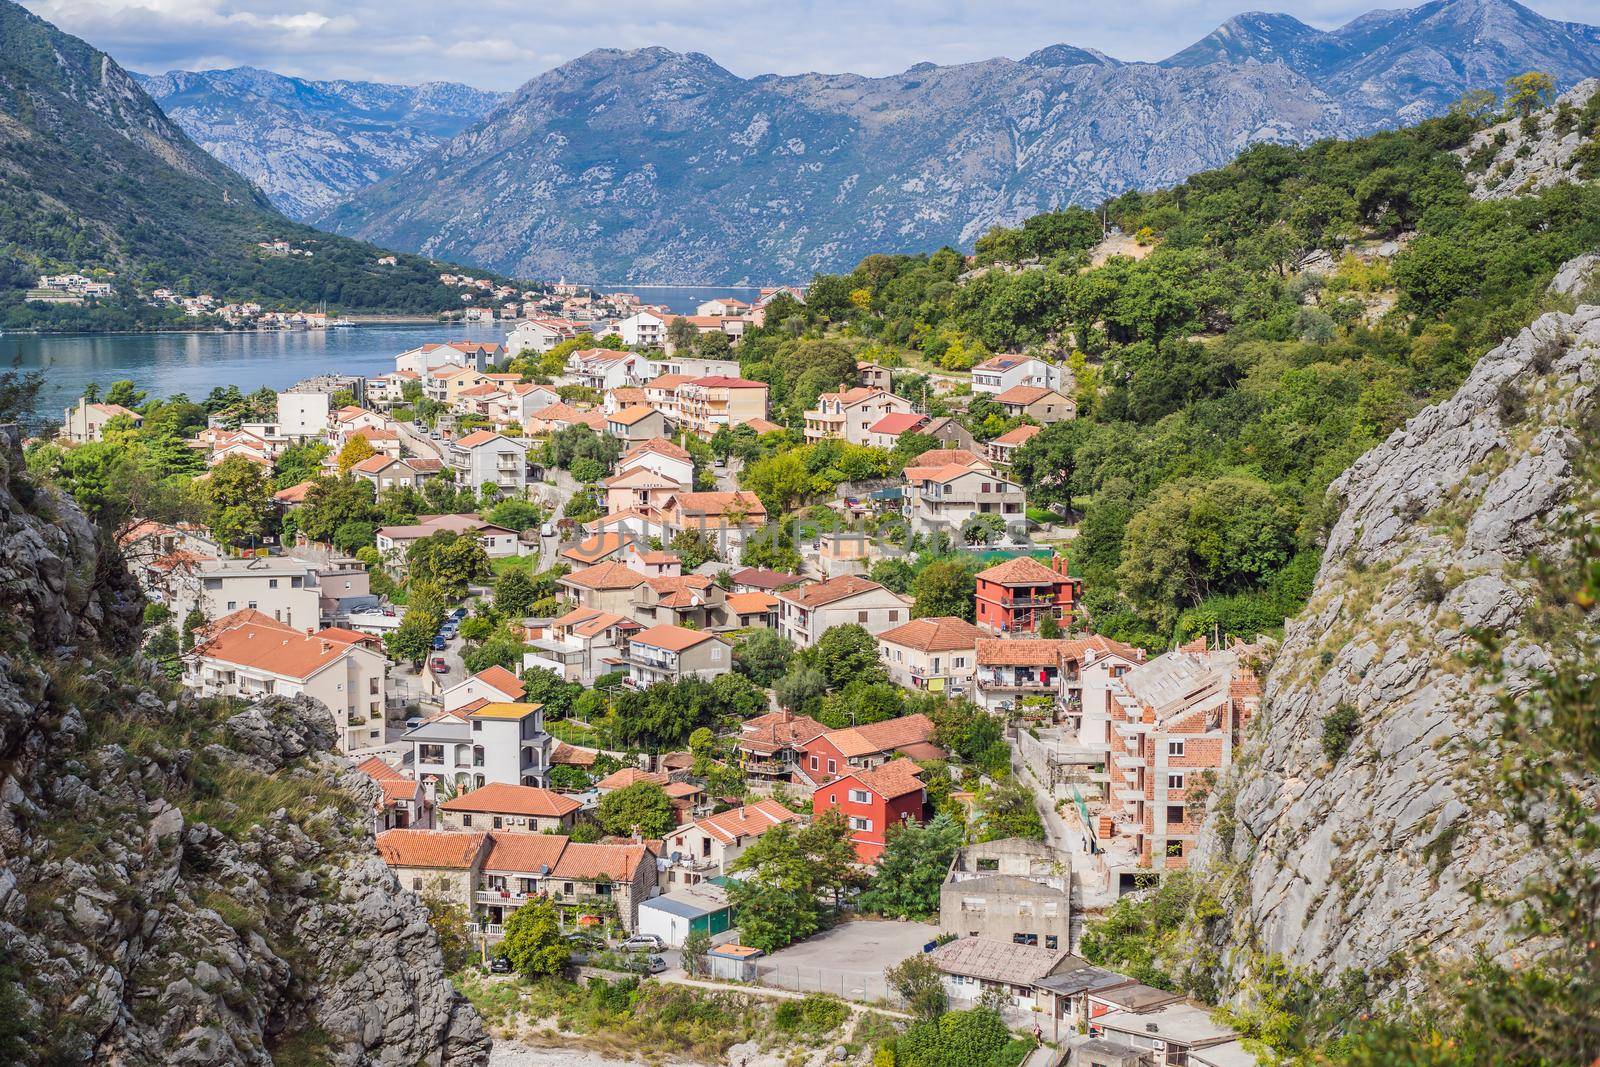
[22,0,1599,90]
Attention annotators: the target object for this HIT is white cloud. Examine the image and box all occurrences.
[19,0,1599,91]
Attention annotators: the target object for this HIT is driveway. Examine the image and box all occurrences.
[753,918,938,1003]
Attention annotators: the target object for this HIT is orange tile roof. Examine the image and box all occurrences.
[878,616,984,653]
[684,375,767,389]
[454,429,506,448]
[840,758,925,800]
[975,638,1077,667]
[692,799,798,845]
[664,782,702,798]
[778,574,892,609]
[441,782,581,819]
[273,480,316,503]
[994,385,1065,406]
[483,831,569,873]
[867,412,927,436]
[355,755,407,781]
[603,465,679,488]
[823,713,937,759]
[743,417,784,434]
[351,454,399,474]
[552,742,598,767]
[529,402,586,422]
[472,665,527,698]
[739,711,828,751]
[561,531,631,564]
[911,448,987,469]
[193,621,363,681]
[630,624,722,653]
[990,424,1043,447]
[621,437,692,462]
[564,560,649,590]
[667,491,766,519]
[375,829,487,869]
[596,768,668,790]
[976,556,1065,585]
[609,405,659,426]
[725,591,779,615]
[646,374,696,390]
[552,841,651,880]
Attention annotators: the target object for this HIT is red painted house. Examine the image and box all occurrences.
[973,555,1082,635]
[811,759,929,862]
[798,713,942,786]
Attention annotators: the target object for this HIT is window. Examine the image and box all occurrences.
[829,794,837,805]
[1166,841,1184,858]
[1046,935,1058,950]
[858,610,869,623]
[419,744,444,763]
[370,678,379,695]
[472,720,482,732]
[563,882,574,895]
[412,877,422,890]
[889,610,900,622]
[1167,773,1185,791]
[493,816,503,829]
[1012,933,1037,946]
[976,858,998,872]
[1167,740,1185,758]
[809,755,819,770]
[848,789,870,804]
[848,816,873,831]
[827,759,837,774]
[1167,805,1185,825]
[462,814,473,826]
[269,578,278,589]
[247,601,258,610]
[226,601,238,611]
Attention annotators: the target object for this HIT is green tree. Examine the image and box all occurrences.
[462,630,526,673]
[407,531,491,599]
[500,897,568,979]
[681,928,712,978]
[734,628,795,687]
[728,822,827,952]
[206,454,271,546]
[669,529,720,570]
[667,316,698,351]
[805,624,887,689]
[886,954,949,1020]
[487,498,544,532]
[103,379,146,409]
[1503,70,1554,117]
[910,558,979,621]
[775,666,829,713]
[386,611,439,668]
[495,568,536,617]
[977,783,1045,842]
[596,781,677,837]
[858,814,965,919]
[520,666,582,719]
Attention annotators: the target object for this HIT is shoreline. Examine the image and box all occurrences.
[2,318,460,339]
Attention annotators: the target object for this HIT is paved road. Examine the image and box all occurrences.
[396,419,445,463]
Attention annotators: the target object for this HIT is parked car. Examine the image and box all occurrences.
[450,607,468,620]
[404,716,424,731]
[431,635,447,650]
[540,523,556,538]
[642,955,667,974]
[429,656,448,673]
[488,956,513,975]
[619,934,664,952]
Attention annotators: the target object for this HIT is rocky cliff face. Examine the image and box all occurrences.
[135,68,505,220]
[1458,77,1600,199]
[1195,290,1600,988]
[319,0,1600,281]
[0,425,488,1065]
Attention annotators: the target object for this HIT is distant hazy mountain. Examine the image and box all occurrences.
[135,67,504,219]
[299,0,1599,281]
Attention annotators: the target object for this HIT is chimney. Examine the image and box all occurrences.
[320,640,331,654]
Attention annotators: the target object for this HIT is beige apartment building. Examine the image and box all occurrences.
[777,574,911,648]
[675,375,770,436]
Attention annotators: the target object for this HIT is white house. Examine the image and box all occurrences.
[506,317,580,355]
[614,310,668,349]
[275,390,331,439]
[663,800,798,879]
[616,437,696,487]
[902,462,1026,537]
[777,574,912,648]
[167,555,323,632]
[441,665,527,712]
[186,611,388,754]
[401,701,554,790]
[970,355,1066,396]
[449,430,529,498]
[570,348,648,393]
[803,387,916,445]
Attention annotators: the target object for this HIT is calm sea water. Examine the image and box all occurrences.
[5,322,507,428]
[5,286,771,428]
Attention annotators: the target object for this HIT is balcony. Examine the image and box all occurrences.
[1114,787,1145,802]
[476,888,534,907]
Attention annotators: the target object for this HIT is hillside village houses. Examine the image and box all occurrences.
[66,287,1278,1061]
[61,396,142,443]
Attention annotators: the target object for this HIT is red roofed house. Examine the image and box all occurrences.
[735,710,828,784]
[624,624,733,688]
[659,491,768,555]
[876,615,984,696]
[994,385,1075,424]
[605,405,668,443]
[438,782,582,833]
[971,354,1065,395]
[664,799,799,879]
[776,574,910,648]
[441,665,526,713]
[863,411,930,449]
[812,759,930,862]
[800,713,943,787]
[986,423,1042,466]
[803,386,915,445]
[974,555,1082,635]
[187,612,387,754]
[356,755,428,831]
[675,376,771,437]
[448,429,529,498]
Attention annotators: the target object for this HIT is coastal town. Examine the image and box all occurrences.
[46,282,1266,1067]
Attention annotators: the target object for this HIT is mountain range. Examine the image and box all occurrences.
[303,0,1600,282]
[134,68,504,220]
[0,0,518,326]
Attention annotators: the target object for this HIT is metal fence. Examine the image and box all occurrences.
[751,962,904,1008]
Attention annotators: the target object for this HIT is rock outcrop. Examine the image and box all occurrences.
[1196,293,1600,987]
[1459,78,1600,200]
[0,424,488,1065]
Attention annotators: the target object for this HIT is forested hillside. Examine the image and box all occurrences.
[0,0,520,329]
[766,82,1600,648]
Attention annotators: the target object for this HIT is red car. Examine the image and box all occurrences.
[429,656,449,673]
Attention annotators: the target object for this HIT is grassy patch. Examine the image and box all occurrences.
[547,717,599,745]
[492,554,537,577]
